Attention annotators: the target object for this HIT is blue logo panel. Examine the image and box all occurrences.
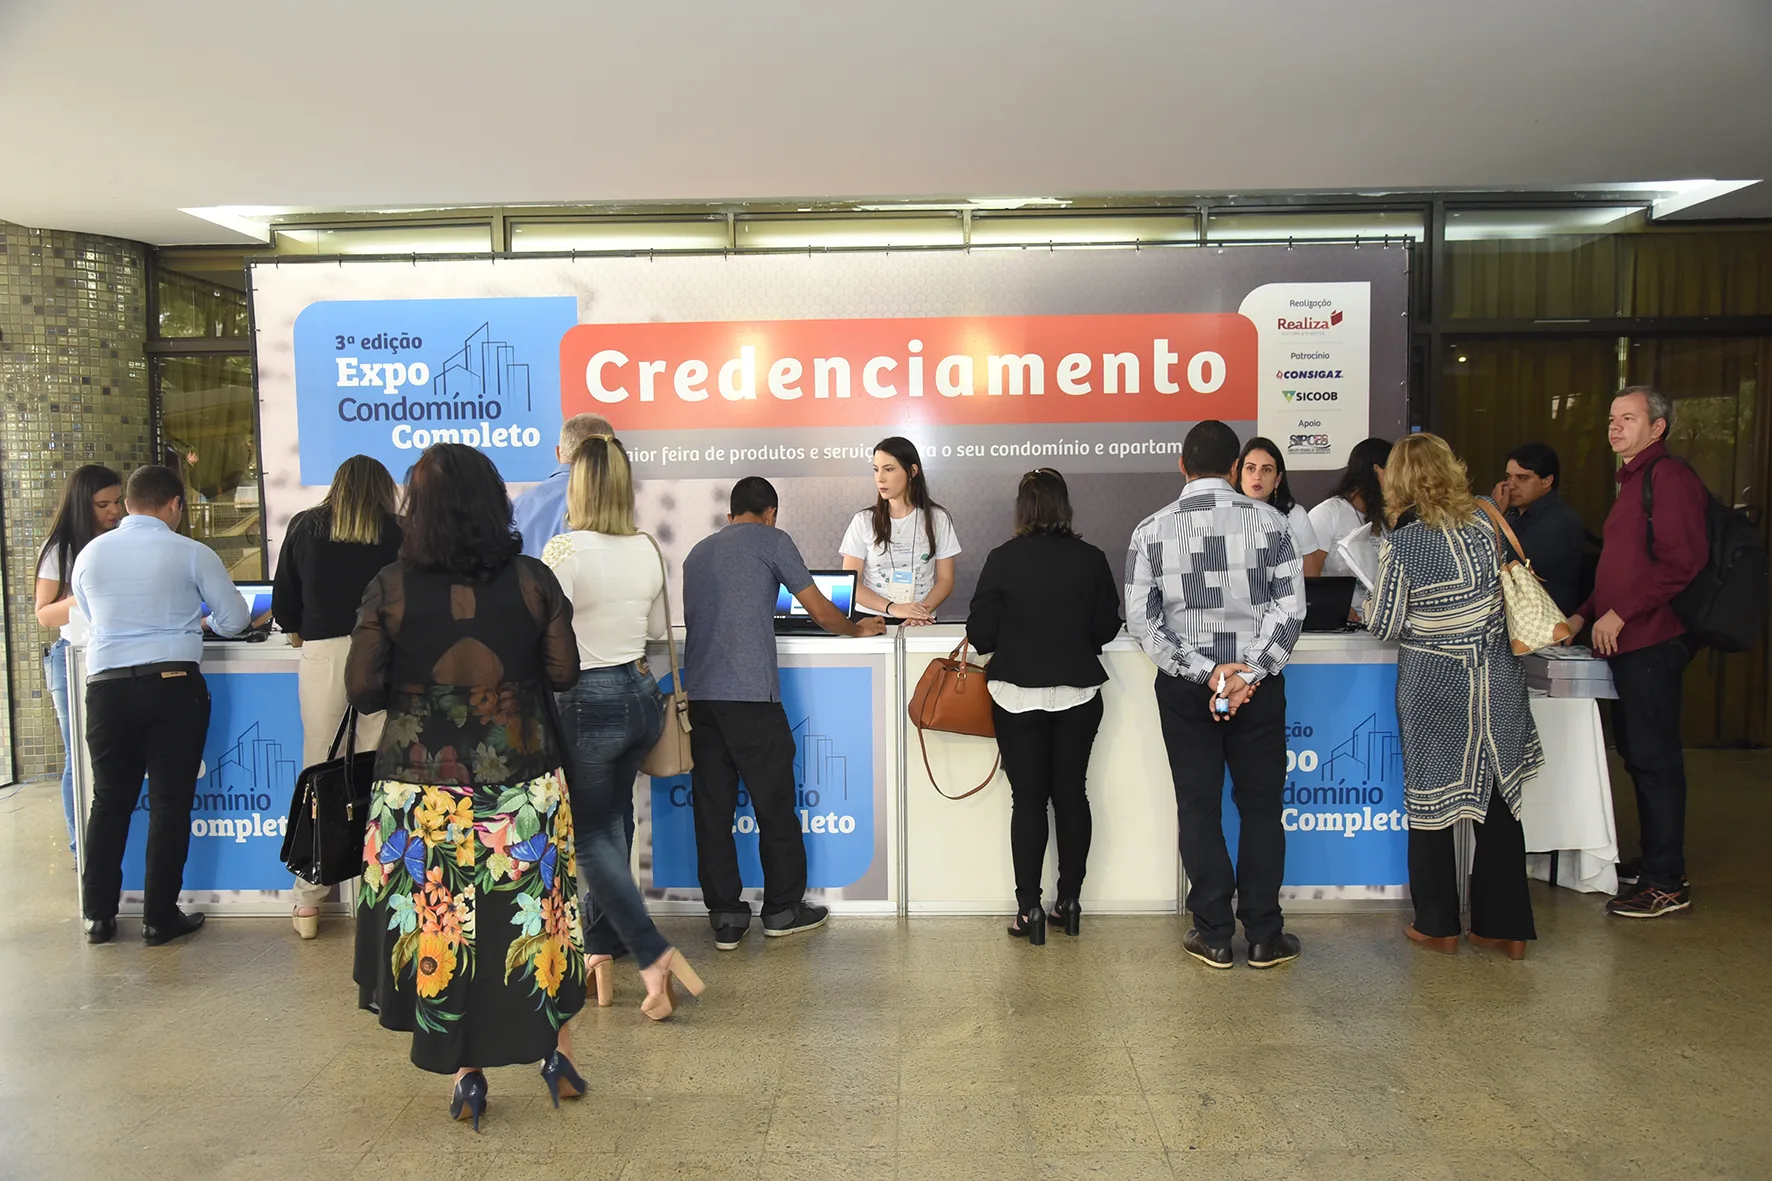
[293,296,579,484]
[1221,662,1408,887]
[651,666,875,891]
[119,671,303,893]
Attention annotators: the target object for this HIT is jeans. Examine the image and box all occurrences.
[556,661,668,965]
[992,694,1104,911]
[43,638,76,852]
[1609,637,1694,889]
[688,699,805,924]
[1155,671,1289,948]
[83,666,211,925]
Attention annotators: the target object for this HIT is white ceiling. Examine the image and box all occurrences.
[3,0,1770,245]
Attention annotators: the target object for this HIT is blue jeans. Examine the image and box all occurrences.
[556,661,668,965]
[43,638,76,852]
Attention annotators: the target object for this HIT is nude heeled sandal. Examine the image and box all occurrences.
[587,955,615,1007]
[639,949,705,1021]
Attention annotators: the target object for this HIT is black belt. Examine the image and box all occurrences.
[87,661,201,684]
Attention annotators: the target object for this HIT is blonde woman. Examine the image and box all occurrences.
[543,436,703,1020]
[1364,433,1543,960]
[272,455,402,939]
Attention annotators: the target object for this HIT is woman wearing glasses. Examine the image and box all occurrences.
[967,470,1123,943]
[840,436,961,625]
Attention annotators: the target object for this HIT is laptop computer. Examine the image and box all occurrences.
[1301,576,1360,633]
[202,582,276,641]
[773,570,858,635]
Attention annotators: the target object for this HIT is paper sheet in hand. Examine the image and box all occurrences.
[1336,525,1381,593]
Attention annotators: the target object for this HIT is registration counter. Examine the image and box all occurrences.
[67,625,1614,922]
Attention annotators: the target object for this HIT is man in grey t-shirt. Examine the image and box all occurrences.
[683,476,884,949]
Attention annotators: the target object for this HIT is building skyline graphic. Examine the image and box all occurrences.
[790,715,850,802]
[433,321,534,410]
[1321,711,1403,785]
[202,720,298,807]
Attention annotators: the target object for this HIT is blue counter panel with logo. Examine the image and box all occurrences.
[650,665,878,893]
[1220,660,1409,893]
[69,644,319,916]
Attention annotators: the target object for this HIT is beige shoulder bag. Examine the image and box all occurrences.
[1478,501,1573,655]
[638,533,694,777]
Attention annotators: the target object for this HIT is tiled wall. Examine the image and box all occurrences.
[0,221,151,779]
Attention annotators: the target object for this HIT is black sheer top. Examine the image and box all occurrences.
[346,557,580,785]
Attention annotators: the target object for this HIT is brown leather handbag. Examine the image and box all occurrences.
[907,639,1001,800]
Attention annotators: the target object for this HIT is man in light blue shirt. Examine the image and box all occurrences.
[71,465,249,946]
[513,412,613,558]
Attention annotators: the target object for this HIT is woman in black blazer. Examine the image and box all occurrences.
[967,469,1124,943]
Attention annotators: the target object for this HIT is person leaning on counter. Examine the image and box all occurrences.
[72,464,250,947]
[840,436,961,624]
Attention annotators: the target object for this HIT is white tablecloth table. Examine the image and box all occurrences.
[1520,695,1619,894]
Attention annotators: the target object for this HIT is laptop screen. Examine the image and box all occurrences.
[775,571,857,620]
[202,583,275,627]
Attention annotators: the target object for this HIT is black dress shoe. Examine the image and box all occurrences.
[1182,928,1233,970]
[1247,932,1301,969]
[142,910,206,946]
[84,918,117,945]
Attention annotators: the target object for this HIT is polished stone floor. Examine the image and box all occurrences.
[2,749,1769,1180]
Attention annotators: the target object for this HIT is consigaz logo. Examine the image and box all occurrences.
[1276,369,1343,380]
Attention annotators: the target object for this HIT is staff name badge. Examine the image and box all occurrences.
[887,569,916,603]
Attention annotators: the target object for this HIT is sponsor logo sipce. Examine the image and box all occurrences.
[1289,433,1332,454]
[1281,388,1340,404]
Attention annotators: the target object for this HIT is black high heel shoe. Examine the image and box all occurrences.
[1007,905,1047,946]
[1048,899,1082,937]
[540,1050,586,1107]
[450,1069,488,1131]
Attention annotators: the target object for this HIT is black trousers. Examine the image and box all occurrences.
[1609,637,1693,889]
[992,694,1104,911]
[687,699,806,923]
[1407,784,1536,941]
[1155,671,1287,947]
[81,668,211,925]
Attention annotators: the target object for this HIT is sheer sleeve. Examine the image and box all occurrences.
[346,565,400,712]
[518,557,581,692]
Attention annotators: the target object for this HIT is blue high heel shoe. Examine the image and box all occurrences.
[540,1050,586,1108]
[450,1069,488,1131]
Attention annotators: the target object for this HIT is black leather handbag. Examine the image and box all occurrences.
[280,709,379,887]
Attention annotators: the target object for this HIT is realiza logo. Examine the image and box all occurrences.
[1277,309,1344,330]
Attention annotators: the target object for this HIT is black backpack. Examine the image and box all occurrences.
[1642,455,1769,653]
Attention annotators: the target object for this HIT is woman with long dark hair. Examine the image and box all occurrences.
[346,443,586,1128]
[1310,436,1392,580]
[35,464,125,853]
[967,470,1122,943]
[1236,436,1326,578]
[542,435,704,1020]
[273,455,403,939]
[840,436,960,624]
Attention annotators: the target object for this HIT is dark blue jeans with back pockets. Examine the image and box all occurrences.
[556,660,669,966]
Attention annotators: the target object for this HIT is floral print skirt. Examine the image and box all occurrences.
[354,769,587,1074]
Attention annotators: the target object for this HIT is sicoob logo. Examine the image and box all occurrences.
[1282,389,1340,403]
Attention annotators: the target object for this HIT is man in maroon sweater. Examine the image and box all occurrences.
[1568,386,1708,919]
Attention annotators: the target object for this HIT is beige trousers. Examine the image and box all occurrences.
[292,636,385,908]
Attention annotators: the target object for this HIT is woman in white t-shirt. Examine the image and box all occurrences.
[1236,436,1326,578]
[839,437,961,625]
[542,435,703,1022]
[34,465,125,855]
[1309,437,1393,582]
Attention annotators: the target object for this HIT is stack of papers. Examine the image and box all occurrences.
[1522,648,1617,699]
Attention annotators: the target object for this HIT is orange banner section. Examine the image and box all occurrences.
[559,313,1257,429]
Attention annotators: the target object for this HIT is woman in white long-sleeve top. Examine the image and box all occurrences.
[1364,433,1543,960]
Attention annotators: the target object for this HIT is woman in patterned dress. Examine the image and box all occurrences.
[1365,433,1544,960]
[346,443,587,1127]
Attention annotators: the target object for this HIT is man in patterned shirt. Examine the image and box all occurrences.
[1126,420,1306,970]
